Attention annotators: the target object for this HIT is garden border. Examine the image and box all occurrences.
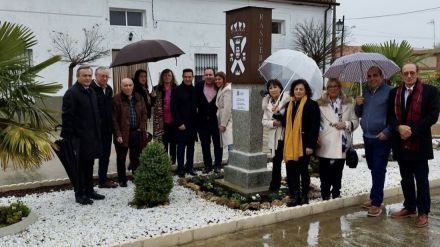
[0,211,38,238]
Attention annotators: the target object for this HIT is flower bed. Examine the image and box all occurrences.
[177,174,321,210]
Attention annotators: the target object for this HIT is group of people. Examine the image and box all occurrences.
[263,62,439,228]
[61,66,233,205]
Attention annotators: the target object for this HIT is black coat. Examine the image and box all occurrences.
[91,81,113,134]
[195,81,218,128]
[171,83,198,143]
[61,82,101,160]
[388,83,439,160]
[275,98,321,152]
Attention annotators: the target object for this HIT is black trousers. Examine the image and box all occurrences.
[163,122,177,164]
[270,141,284,191]
[286,156,311,196]
[76,157,94,197]
[177,140,195,175]
[115,130,141,183]
[198,121,222,169]
[398,159,431,214]
[318,158,345,199]
[98,131,112,183]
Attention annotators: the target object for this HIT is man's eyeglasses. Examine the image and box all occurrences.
[403,71,416,76]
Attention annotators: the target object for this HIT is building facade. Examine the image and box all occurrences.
[0,0,337,94]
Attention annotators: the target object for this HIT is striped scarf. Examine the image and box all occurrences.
[284,96,307,161]
[153,89,164,142]
[394,80,423,151]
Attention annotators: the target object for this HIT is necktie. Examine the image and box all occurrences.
[406,88,412,109]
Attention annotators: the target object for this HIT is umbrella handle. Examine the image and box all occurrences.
[147,64,154,91]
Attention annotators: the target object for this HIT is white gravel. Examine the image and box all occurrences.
[1,129,439,246]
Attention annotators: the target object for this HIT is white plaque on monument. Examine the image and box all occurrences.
[232,89,249,111]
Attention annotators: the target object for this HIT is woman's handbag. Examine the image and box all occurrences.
[345,122,358,168]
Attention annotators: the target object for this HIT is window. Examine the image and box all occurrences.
[194,54,218,82]
[272,20,285,34]
[21,49,33,67]
[110,9,143,26]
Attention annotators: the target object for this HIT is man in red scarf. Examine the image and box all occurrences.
[388,63,439,227]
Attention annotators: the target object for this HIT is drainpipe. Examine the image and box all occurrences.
[323,4,332,88]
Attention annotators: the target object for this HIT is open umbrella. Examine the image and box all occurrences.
[110,39,185,67]
[258,49,323,100]
[53,137,80,190]
[324,52,400,94]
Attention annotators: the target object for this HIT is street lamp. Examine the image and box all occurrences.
[336,15,345,57]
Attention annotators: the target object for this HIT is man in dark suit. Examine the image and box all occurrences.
[61,65,105,205]
[171,69,198,177]
[91,66,117,189]
[389,63,440,227]
[195,68,222,173]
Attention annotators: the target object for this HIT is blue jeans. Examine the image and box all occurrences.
[364,137,391,207]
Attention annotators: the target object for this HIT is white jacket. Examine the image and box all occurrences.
[216,83,233,147]
[261,92,290,157]
[315,92,359,159]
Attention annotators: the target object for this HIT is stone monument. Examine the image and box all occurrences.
[218,6,272,194]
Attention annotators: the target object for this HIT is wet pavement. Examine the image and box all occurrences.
[184,188,440,247]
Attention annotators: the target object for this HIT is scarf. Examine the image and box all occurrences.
[330,97,347,152]
[284,96,307,161]
[394,80,423,151]
[153,87,164,141]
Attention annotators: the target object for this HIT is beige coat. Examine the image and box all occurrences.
[216,83,233,147]
[261,92,290,157]
[315,92,359,159]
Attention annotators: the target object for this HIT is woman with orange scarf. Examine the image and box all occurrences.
[274,79,320,207]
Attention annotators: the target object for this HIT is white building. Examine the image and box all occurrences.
[0,0,338,94]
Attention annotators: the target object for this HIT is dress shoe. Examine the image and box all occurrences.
[286,198,302,207]
[75,195,93,205]
[367,206,382,217]
[415,214,428,228]
[362,200,372,209]
[98,180,118,189]
[214,167,221,174]
[203,167,212,174]
[186,169,197,176]
[391,208,417,219]
[119,181,128,187]
[86,191,105,200]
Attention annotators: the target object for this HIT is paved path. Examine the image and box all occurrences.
[0,123,271,186]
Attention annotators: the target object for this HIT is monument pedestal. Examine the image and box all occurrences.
[218,84,271,195]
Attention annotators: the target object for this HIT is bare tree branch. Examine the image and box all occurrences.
[51,24,110,87]
[293,19,349,69]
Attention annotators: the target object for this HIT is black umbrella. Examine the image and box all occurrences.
[110,39,185,67]
[53,138,80,190]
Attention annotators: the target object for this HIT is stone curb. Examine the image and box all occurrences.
[0,211,38,238]
[106,178,440,247]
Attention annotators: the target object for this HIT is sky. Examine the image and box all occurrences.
[337,0,440,49]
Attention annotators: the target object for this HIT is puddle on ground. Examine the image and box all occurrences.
[184,188,440,247]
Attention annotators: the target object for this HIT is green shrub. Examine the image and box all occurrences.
[0,201,30,228]
[132,141,174,208]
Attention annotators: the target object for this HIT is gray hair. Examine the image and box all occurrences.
[95,66,109,76]
[76,65,93,77]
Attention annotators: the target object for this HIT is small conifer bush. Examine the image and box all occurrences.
[132,141,173,207]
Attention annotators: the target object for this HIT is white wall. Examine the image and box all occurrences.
[0,0,330,94]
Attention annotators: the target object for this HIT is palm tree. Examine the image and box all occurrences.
[0,21,62,170]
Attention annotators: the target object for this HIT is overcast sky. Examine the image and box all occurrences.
[337,0,440,49]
